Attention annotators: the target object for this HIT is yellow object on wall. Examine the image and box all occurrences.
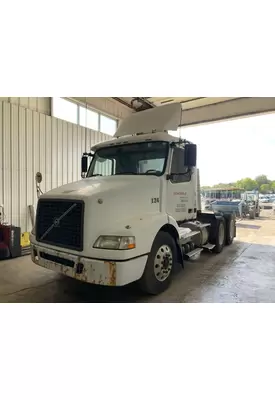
[21,232,30,247]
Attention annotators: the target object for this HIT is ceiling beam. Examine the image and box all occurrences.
[179,97,205,105]
[179,97,275,126]
[131,97,155,111]
[112,97,135,110]
[112,97,156,112]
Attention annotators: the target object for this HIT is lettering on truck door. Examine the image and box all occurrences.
[174,191,188,213]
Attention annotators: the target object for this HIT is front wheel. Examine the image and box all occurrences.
[138,231,176,295]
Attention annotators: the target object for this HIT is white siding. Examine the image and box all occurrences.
[0,97,51,115]
[0,101,110,233]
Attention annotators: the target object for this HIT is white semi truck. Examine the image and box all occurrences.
[30,103,236,294]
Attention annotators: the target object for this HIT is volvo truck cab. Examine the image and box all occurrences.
[30,103,236,294]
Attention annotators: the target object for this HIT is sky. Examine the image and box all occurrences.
[175,113,275,186]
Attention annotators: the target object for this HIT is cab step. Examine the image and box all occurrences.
[202,243,216,250]
[186,248,203,260]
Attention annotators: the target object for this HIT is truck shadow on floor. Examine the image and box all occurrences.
[236,223,261,230]
[46,261,187,303]
[50,277,148,303]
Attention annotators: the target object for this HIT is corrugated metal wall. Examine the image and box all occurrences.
[0,101,110,233]
[0,97,51,115]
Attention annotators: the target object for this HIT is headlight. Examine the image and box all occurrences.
[93,236,136,250]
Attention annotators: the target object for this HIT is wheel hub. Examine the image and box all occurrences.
[162,255,170,269]
[154,245,173,282]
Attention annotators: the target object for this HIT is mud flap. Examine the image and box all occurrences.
[223,213,237,239]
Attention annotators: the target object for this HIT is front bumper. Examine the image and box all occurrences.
[30,243,148,287]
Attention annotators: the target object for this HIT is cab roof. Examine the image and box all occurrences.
[91,131,180,151]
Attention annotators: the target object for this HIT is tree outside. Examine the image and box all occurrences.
[201,174,275,193]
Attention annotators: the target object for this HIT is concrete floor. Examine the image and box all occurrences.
[1,210,275,303]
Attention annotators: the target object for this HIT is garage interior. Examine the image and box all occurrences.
[1,96,275,303]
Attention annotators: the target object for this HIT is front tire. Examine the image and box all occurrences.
[138,231,176,295]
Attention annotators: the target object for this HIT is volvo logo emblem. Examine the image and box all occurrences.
[53,218,60,227]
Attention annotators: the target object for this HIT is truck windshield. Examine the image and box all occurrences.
[87,141,169,177]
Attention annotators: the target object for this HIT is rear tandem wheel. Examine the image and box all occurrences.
[225,214,235,246]
[210,218,226,254]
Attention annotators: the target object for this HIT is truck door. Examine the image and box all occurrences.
[166,145,197,222]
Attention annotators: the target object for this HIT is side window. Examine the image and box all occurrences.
[93,158,114,176]
[170,147,191,183]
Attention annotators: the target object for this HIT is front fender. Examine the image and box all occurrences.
[117,213,181,256]
[95,212,178,256]
[115,212,171,255]
[167,214,181,234]
[82,212,171,261]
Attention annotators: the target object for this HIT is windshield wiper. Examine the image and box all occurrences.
[114,172,138,175]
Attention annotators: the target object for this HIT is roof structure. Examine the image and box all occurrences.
[112,97,275,126]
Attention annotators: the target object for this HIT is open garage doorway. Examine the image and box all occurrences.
[170,112,275,190]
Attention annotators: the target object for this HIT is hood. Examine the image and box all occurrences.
[42,175,160,200]
[41,176,162,236]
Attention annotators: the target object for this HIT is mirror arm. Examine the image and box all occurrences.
[81,151,94,178]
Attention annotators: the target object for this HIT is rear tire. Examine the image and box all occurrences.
[225,214,235,246]
[211,218,226,254]
[138,231,176,295]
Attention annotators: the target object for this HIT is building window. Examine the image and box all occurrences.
[52,97,78,124]
[51,97,118,135]
[100,114,117,136]
[79,106,99,131]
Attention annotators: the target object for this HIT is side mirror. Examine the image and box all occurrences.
[35,172,43,198]
[184,143,197,167]
[35,172,42,184]
[81,156,88,175]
